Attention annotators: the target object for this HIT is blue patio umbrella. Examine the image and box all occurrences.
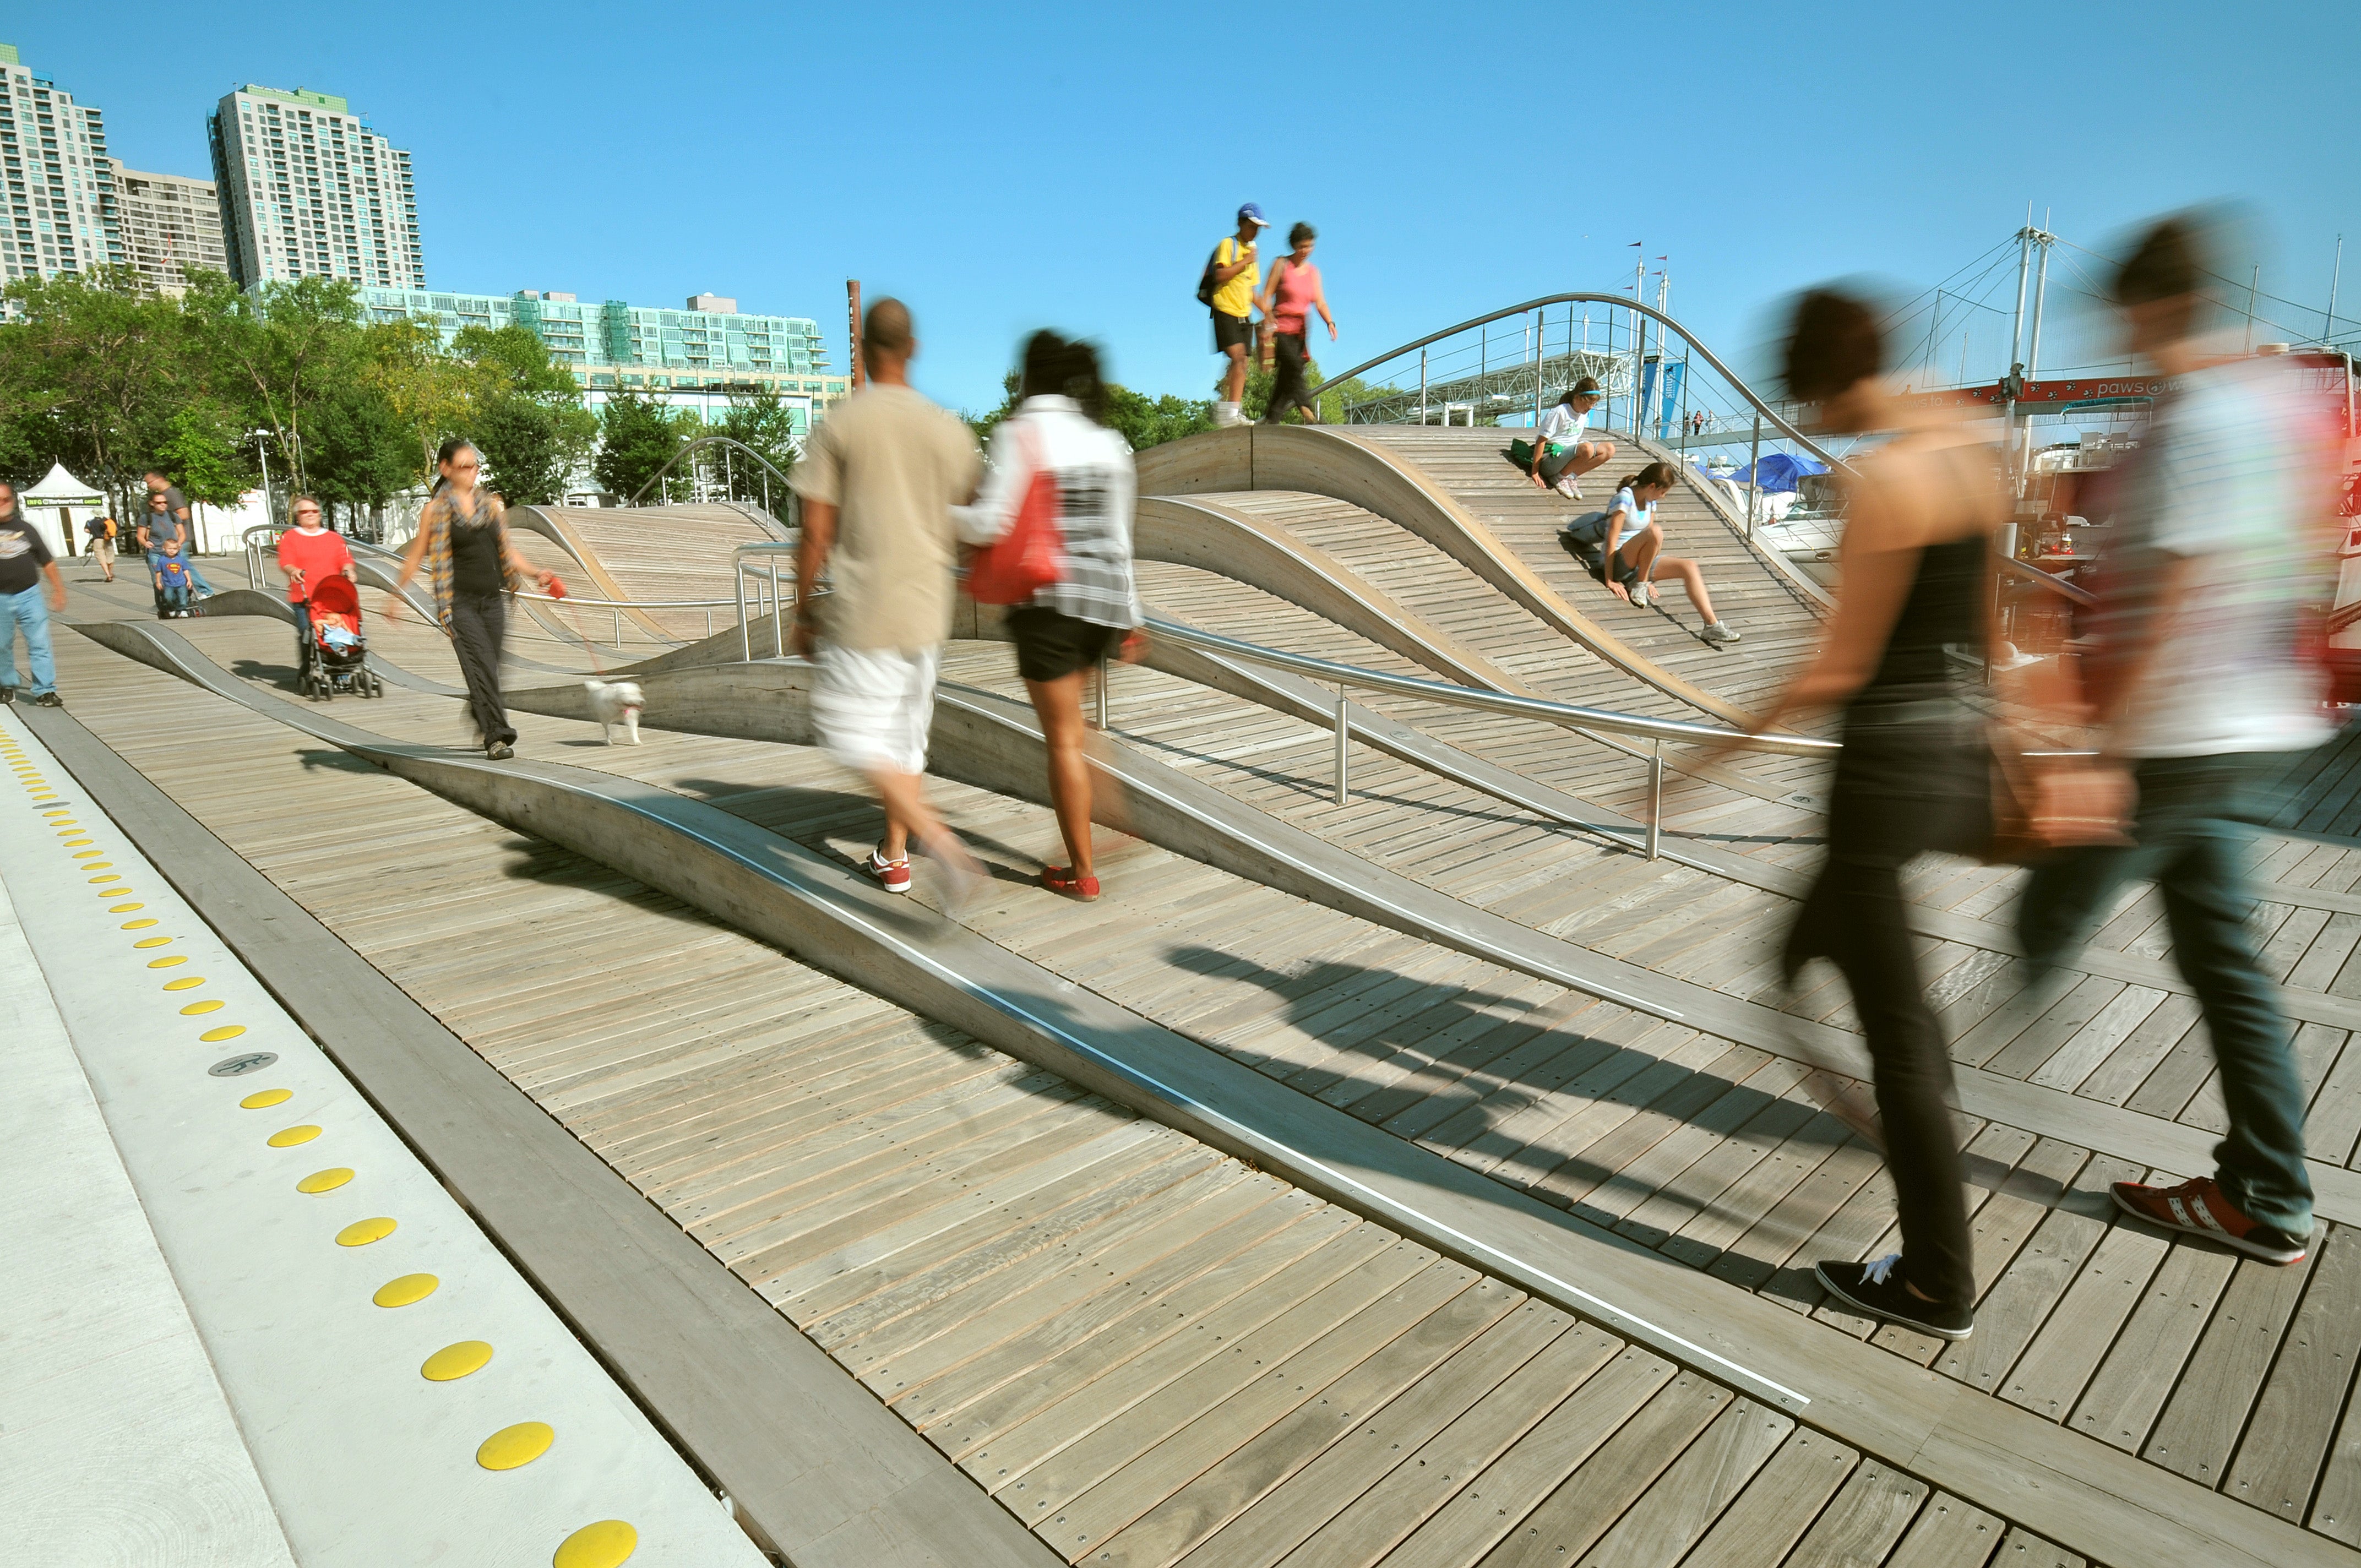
[1725,452,1829,493]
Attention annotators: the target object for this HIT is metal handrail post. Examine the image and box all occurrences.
[1095,655,1110,729]
[1334,683,1350,805]
[611,607,621,645]
[1418,349,1428,423]
[770,565,784,658]
[1747,413,1762,537]
[1647,741,1664,861]
[736,565,750,662]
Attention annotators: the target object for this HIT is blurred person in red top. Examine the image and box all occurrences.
[277,495,356,680]
[2018,211,2341,1267]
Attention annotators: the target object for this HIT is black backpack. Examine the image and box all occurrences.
[1195,242,1225,306]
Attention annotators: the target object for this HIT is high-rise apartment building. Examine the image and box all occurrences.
[108,161,229,295]
[208,84,421,288]
[0,42,126,284]
[358,285,846,430]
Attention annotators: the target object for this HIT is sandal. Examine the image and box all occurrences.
[1042,865,1101,902]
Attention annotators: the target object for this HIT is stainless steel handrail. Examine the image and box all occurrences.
[1136,617,1836,861]
[630,434,799,516]
[1305,292,1850,473]
[732,541,800,661]
[1999,555,2099,608]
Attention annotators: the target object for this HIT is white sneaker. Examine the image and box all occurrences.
[1702,621,1742,645]
[1555,477,1585,499]
[1629,582,1652,608]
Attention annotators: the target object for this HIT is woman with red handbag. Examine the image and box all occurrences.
[959,331,1145,901]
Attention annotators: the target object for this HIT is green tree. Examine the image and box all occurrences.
[966,370,1213,453]
[454,324,596,507]
[154,401,253,510]
[0,265,187,519]
[185,272,367,497]
[714,389,799,505]
[306,382,417,529]
[593,391,694,503]
[365,315,477,480]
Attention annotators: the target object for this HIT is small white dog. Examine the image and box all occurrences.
[583,679,645,745]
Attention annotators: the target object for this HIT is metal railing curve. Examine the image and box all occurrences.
[628,434,799,520]
[1305,292,1848,472]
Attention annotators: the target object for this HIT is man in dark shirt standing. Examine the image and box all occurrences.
[0,480,68,706]
[144,467,215,597]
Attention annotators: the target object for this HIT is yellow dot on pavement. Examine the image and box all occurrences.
[99,889,137,899]
[297,1168,353,1194]
[336,1217,398,1247]
[552,1520,638,1568]
[82,862,115,871]
[162,976,203,990]
[110,903,143,913]
[421,1341,493,1382]
[372,1273,439,1309]
[266,1124,322,1148]
[475,1421,553,1472]
[238,1088,292,1109]
[199,1025,247,1043]
[180,1000,223,1015]
[72,848,101,858]
[121,917,157,929]
[133,936,171,949]
[146,955,186,968]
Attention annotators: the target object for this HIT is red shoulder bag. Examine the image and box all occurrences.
[966,423,1065,606]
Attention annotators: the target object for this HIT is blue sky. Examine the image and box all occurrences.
[23,1,2359,411]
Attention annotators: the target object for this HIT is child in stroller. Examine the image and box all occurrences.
[298,574,383,699]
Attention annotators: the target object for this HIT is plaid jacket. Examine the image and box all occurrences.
[416,489,521,630]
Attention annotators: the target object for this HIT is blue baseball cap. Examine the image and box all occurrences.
[1237,203,1270,228]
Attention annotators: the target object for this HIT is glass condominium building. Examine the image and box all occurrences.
[0,43,124,283]
[360,286,848,432]
[209,84,422,288]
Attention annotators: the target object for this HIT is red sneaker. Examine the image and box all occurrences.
[2110,1175,2308,1264]
[1042,865,1100,902]
[863,847,911,894]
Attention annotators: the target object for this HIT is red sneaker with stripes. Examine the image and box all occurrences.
[2110,1175,2308,1264]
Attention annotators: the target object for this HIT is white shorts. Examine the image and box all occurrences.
[813,643,940,776]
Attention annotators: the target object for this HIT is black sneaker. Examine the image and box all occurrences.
[1815,1255,1972,1340]
[0,685,13,704]
[486,741,515,760]
[30,692,63,709]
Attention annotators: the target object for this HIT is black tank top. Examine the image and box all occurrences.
[1857,531,1985,696]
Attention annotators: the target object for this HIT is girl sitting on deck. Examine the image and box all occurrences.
[1560,461,1740,645]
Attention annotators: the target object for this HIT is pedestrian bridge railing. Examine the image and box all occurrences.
[1133,617,1837,860]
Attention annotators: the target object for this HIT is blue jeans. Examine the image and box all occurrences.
[0,583,56,696]
[2018,752,2313,1237]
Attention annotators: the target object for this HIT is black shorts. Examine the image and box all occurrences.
[1007,606,1122,683]
[1211,309,1254,352]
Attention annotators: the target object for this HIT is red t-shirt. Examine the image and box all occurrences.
[277,528,354,603]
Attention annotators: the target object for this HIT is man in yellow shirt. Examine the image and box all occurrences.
[1206,204,1268,427]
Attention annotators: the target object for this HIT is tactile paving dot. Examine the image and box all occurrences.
[162,977,204,990]
[421,1341,493,1382]
[200,1025,248,1043]
[552,1520,638,1568]
[133,936,171,949]
[120,917,157,929]
[238,1088,293,1109]
[266,1125,322,1148]
[297,1168,354,1194]
[372,1273,439,1309]
[181,1000,224,1015]
[335,1217,398,1247]
[475,1420,554,1471]
[145,955,187,968]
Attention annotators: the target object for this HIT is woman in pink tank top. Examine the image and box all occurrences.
[1257,222,1336,424]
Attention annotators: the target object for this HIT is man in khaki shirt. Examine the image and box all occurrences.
[790,297,985,900]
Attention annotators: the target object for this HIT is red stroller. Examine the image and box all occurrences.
[298,574,382,700]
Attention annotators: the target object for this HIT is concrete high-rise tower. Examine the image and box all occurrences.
[0,42,126,284]
[108,161,229,295]
[207,83,421,289]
